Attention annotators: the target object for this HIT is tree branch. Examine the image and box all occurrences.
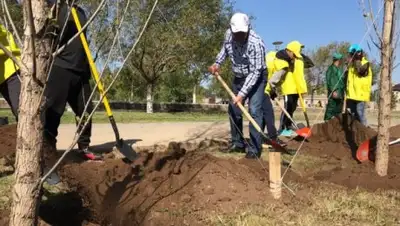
[2,0,22,46]
[25,0,43,87]
[0,42,28,72]
[367,0,384,45]
[359,0,383,46]
[93,33,110,62]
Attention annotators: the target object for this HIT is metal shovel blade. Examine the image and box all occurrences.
[356,138,400,163]
[116,139,137,162]
[296,127,312,139]
[296,123,306,129]
[356,140,371,162]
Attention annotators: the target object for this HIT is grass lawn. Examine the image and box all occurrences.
[0,110,228,124]
[0,108,334,124]
[0,108,398,125]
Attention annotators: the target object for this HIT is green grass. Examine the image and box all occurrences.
[0,175,13,210]
[0,110,228,124]
[0,107,398,124]
[209,183,400,226]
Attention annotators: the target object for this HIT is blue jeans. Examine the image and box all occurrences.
[228,75,266,155]
[263,94,277,138]
[347,99,367,125]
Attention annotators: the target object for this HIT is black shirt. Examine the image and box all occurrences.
[54,4,90,76]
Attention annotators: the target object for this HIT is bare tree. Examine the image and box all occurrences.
[360,0,397,176]
[9,0,52,225]
[376,0,396,176]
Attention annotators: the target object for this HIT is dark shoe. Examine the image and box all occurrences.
[78,146,103,161]
[221,144,246,153]
[43,141,61,185]
[264,136,287,148]
[245,152,259,159]
[271,137,287,147]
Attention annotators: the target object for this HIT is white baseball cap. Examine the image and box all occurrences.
[230,13,250,33]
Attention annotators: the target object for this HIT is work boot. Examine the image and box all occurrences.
[269,136,287,148]
[78,145,103,161]
[245,151,260,159]
[221,144,246,153]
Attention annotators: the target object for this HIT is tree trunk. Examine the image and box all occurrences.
[146,83,154,113]
[192,84,197,104]
[9,1,52,225]
[130,77,134,102]
[375,0,395,176]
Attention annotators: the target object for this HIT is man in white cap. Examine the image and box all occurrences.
[208,12,281,159]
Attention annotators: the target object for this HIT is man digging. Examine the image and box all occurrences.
[208,13,283,159]
[43,0,102,163]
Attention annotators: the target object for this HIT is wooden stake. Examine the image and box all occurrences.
[263,145,282,199]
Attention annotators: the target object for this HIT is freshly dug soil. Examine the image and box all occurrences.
[2,116,400,225]
[286,114,400,191]
[308,114,377,146]
[58,142,293,225]
[0,124,17,159]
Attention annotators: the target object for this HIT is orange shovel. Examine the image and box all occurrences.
[356,137,400,162]
[273,99,311,139]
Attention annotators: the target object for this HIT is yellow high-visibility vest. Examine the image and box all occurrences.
[0,25,20,84]
[346,57,373,102]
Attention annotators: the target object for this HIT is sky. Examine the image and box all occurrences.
[233,0,400,83]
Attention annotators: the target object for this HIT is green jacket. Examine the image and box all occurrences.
[325,64,345,99]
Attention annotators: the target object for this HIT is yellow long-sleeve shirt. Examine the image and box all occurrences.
[0,25,20,84]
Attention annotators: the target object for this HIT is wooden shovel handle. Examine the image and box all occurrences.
[215,73,263,133]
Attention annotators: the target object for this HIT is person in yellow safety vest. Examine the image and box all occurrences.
[262,50,286,147]
[266,41,310,137]
[345,44,372,125]
[0,25,21,121]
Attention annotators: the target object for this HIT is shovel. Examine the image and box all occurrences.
[71,8,137,162]
[273,99,311,138]
[292,66,311,128]
[356,137,400,162]
[215,73,286,152]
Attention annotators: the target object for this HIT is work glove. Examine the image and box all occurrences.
[208,63,220,75]
[269,89,277,100]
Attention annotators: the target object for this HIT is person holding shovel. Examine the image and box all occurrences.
[268,41,308,137]
[345,44,372,125]
[324,53,345,120]
[264,50,286,146]
[0,24,21,121]
[43,0,102,161]
[208,12,278,159]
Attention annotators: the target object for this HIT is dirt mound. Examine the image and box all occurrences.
[0,124,17,159]
[309,114,376,145]
[58,142,285,225]
[286,115,400,191]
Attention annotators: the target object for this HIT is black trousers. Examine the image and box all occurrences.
[44,66,93,149]
[0,72,21,121]
[279,94,299,131]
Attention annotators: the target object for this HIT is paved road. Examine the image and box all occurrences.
[56,116,400,150]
